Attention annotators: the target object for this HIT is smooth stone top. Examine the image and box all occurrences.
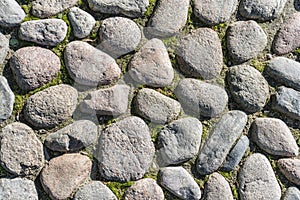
[283,187,300,200]
[0,76,14,121]
[0,33,9,64]
[32,0,78,18]
[278,158,300,186]
[74,181,117,200]
[0,0,25,27]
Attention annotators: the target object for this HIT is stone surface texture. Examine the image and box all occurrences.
[0,33,9,64]
[283,187,300,200]
[0,0,25,27]
[74,181,117,200]
[32,0,78,18]
[278,158,300,185]
[0,76,14,121]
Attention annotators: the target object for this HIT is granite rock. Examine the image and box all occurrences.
[32,0,78,18]
[74,181,117,200]
[0,33,9,64]
[0,76,14,121]
[283,187,300,200]
[278,158,300,185]
[0,0,25,27]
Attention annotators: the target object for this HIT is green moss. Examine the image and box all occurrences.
[290,128,300,147]
[201,120,212,141]
[212,22,229,39]
[116,54,134,74]
[232,184,239,199]
[194,175,209,189]
[250,59,267,73]
[105,181,134,199]
[134,0,157,26]
[294,48,300,54]
[218,171,234,180]
[149,124,163,142]
[156,87,176,99]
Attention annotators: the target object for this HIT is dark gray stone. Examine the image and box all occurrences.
[74,181,117,200]
[0,0,25,27]
[174,78,228,118]
[0,33,9,64]
[128,38,174,87]
[196,110,247,175]
[32,0,78,18]
[283,187,300,200]
[278,158,300,186]
[176,28,223,79]
[0,76,14,121]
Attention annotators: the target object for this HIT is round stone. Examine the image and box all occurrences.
[0,76,14,121]
[74,181,117,200]
[32,0,78,18]
[283,187,300,200]
[278,158,300,186]
[0,0,25,27]
[204,173,234,200]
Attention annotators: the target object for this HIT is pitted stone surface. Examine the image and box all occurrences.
[32,0,78,18]
[0,33,9,64]
[0,76,14,121]
[74,181,117,200]
[283,187,300,200]
[278,158,300,186]
[0,0,25,27]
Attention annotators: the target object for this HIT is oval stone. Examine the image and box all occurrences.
[0,0,25,27]
[0,76,14,121]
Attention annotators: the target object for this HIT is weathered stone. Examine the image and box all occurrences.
[124,178,164,200]
[278,158,300,185]
[69,7,96,39]
[32,0,78,18]
[0,0,25,27]
[239,153,281,200]
[134,88,181,124]
[147,0,189,38]
[176,28,223,79]
[157,117,202,166]
[158,167,201,200]
[0,76,14,121]
[196,111,247,175]
[227,65,269,113]
[283,187,300,200]
[96,116,155,182]
[0,33,9,64]
[40,153,92,200]
[227,20,267,64]
[10,46,61,91]
[24,84,78,128]
[174,78,228,118]
[194,0,238,25]
[98,17,141,58]
[64,41,121,86]
[74,181,117,200]
[128,38,174,87]
[19,19,68,46]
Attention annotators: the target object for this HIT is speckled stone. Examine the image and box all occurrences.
[278,158,300,186]
[32,0,78,18]
[74,181,117,200]
[0,76,14,121]
[283,187,300,200]
[0,33,9,64]
[0,0,25,27]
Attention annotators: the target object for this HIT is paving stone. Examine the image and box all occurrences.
[87,0,149,17]
[278,158,300,185]
[124,178,164,200]
[45,120,98,152]
[157,117,202,167]
[0,122,44,176]
[273,13,300,55]
[147,0,189,38]
[98,17,141,58]
[40,153,92,200]
[227,20,267,64]
[74,181,117,200]
[80,84,130,116]
[0,0,25,27]
[134,88,181,124]
[128,38,174,87]
[204,172,234,200]
[196,110,247,175]
[221,135,249,172]
[64,41,121,87]
[32,0,78,18]
[176,28,223,79]
[10,46,61,92]
[227,65,269,113]
[0,76,14,121]
[0,33,9,64]
[174,78,228,118]
[69,7,96,39]
[273,86,300,121]
[238,153,281,200]
[239,0,288,21]
[194,0,238,25]
[24,84,78,128]
[283,187,300,200]
[96,116,155,182]
[158,167,201,200]
[0,178,38,200]
[19,19,68,46]
[251,118,299,157]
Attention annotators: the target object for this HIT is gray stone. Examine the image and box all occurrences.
[134,88,181,124]
[74,181,117,200]
[147,0,189,38]
[32,0,78,18]
[273,13,300,55]
[266,57,300,91]
[176,28,223,79]
[194,0,238,25]
[19,19,68,46]
[96,116,155,182]
[0,76,14,121]
[0,122,44,176]
[273,86,300,121]
[239,0,288,21]
[69,7,96,39]
[227,65,269,113]
[283,187,300,200]
[196,110,247,175]
[221,135,249,172]
[157,117,202,167]
[174,78,228,118]
[80,84,130,116]
[87,0,149,17]
[40,153,92,200]
[10,46,61,91]
[251,118,299,157]
[24,84,78,128]
[204,172,234,200]
[0,33,9,64]
[278,158,300,185]
[124,178,164,200]
[98,17,141,58]
[128,38,174,87]
[45,120,98,152]
[158,167,201,200]
[0,178,38,200]
[0,0,25,27]
[64,41,121,87]
[238,153,281,200]
[227,20,267,64]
